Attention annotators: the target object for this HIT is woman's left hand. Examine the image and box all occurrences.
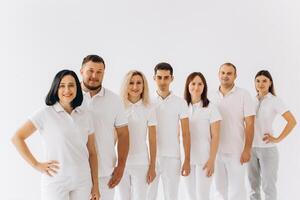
[263,133,280,143]
[203,158,215,177]
[147,165,156,184]
[90,185,100,200]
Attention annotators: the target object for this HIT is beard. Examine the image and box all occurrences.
[83,81,102,91]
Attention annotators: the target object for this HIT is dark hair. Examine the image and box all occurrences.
[184,72,210,107]
[255,70,276,95]
[45,69,83,108]
[82,54,105,68]
[154,62,173,75]
[220,62,237,74]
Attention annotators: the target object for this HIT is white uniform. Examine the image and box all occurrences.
[148,92,189,200]
[82,87,128,200]
[183,101,222,200]
[210,86,255,200]
[29,103,94,200]
[117,100,157,200]
[247,93,288,200]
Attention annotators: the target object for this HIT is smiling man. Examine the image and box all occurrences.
[80,55,130,200]
[211,63,255,200]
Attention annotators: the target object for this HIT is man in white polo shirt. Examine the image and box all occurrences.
[211,63,255,200]
[147,62,191,200]
[80,55,130,200]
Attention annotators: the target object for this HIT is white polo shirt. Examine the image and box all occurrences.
[29,103,94,179]
[125,100,157,165]
[210,86,255,154]
[153,92,189,158]
[253,93,289,148]
[189,101,222,165]
[82,87,128,177]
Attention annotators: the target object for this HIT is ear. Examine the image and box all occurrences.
[171,75,174,82]
[153,75,156,81]
[80,67,84,75]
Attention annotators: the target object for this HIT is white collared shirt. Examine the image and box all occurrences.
[125,100,157,165]
[189,101,222,165]
[153,92,189,158]
[253,93,288,148]
[82,87,128,177]
[29,103,94,178]
[210,86,255,154]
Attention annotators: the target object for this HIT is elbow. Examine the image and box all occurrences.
[11,134,19,146]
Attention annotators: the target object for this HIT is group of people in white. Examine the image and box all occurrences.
[12,54,297,200]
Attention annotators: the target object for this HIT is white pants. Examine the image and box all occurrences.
[41,176,92,200]
[214,154,247,200]
[247,147,279,200]
[147,156,181,200]
[117,165,149,200]
[99,176,115,200]
[183,164,212,200]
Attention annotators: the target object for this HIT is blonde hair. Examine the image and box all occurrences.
[120,70,150,107]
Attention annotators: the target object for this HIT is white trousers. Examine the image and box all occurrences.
[117,165,149,200]
[41,176,92,200]
[183,164,212,200]
[99,176,115,200]
[147,156,181,200]
[247,147,279,200]
[214,154,247,200]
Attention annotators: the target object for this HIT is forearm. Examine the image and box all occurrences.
[244,123,254,151]
[209,136,219,161]
[89,152,99,187]
[182,131,191,161]
[277,120,297,141]
[12,137,38,168]
[117,129,129,167]
[148,126,157,167]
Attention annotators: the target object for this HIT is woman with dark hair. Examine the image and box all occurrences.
[183,72,221,200]
[12,70,100,200]
[247,70,297,200]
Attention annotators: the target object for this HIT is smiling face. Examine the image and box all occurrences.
[188,75,204,101]
[58,75,77,106]
[153,69,173,92]
[255,75,272,95]
[80,61,105,90]
[128,74,144,100]
[219,64,236,87]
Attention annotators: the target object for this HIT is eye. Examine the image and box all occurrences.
[129,81,134,85]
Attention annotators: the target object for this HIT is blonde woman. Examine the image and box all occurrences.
[118,70,157,200]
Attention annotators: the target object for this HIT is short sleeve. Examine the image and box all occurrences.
[147,105,157,126]
[243,90,256,117]
[114,98,128,127]
[28,108,45,131]
[209,104,222,123]
[274,97,289,115]
[179,99,189,119]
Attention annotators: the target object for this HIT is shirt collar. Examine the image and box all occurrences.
[128,99,143,106]
[217,85,237,97]
[156,91,174,101]
[53,102,82,114]
[83,87,105,98]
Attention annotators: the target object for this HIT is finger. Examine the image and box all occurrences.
[202,164,207,170]
[48,168,58,174]
[45,169,52,177]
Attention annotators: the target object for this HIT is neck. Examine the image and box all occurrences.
[157,90,171,99]
[59,102,73,114]
[81,83,102,97]
[220,83,234,96]
[191,96,201,104]
[128,96,141,104]
[258,91,268,98]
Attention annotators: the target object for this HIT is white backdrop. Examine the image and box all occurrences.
[1,0,299,199]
